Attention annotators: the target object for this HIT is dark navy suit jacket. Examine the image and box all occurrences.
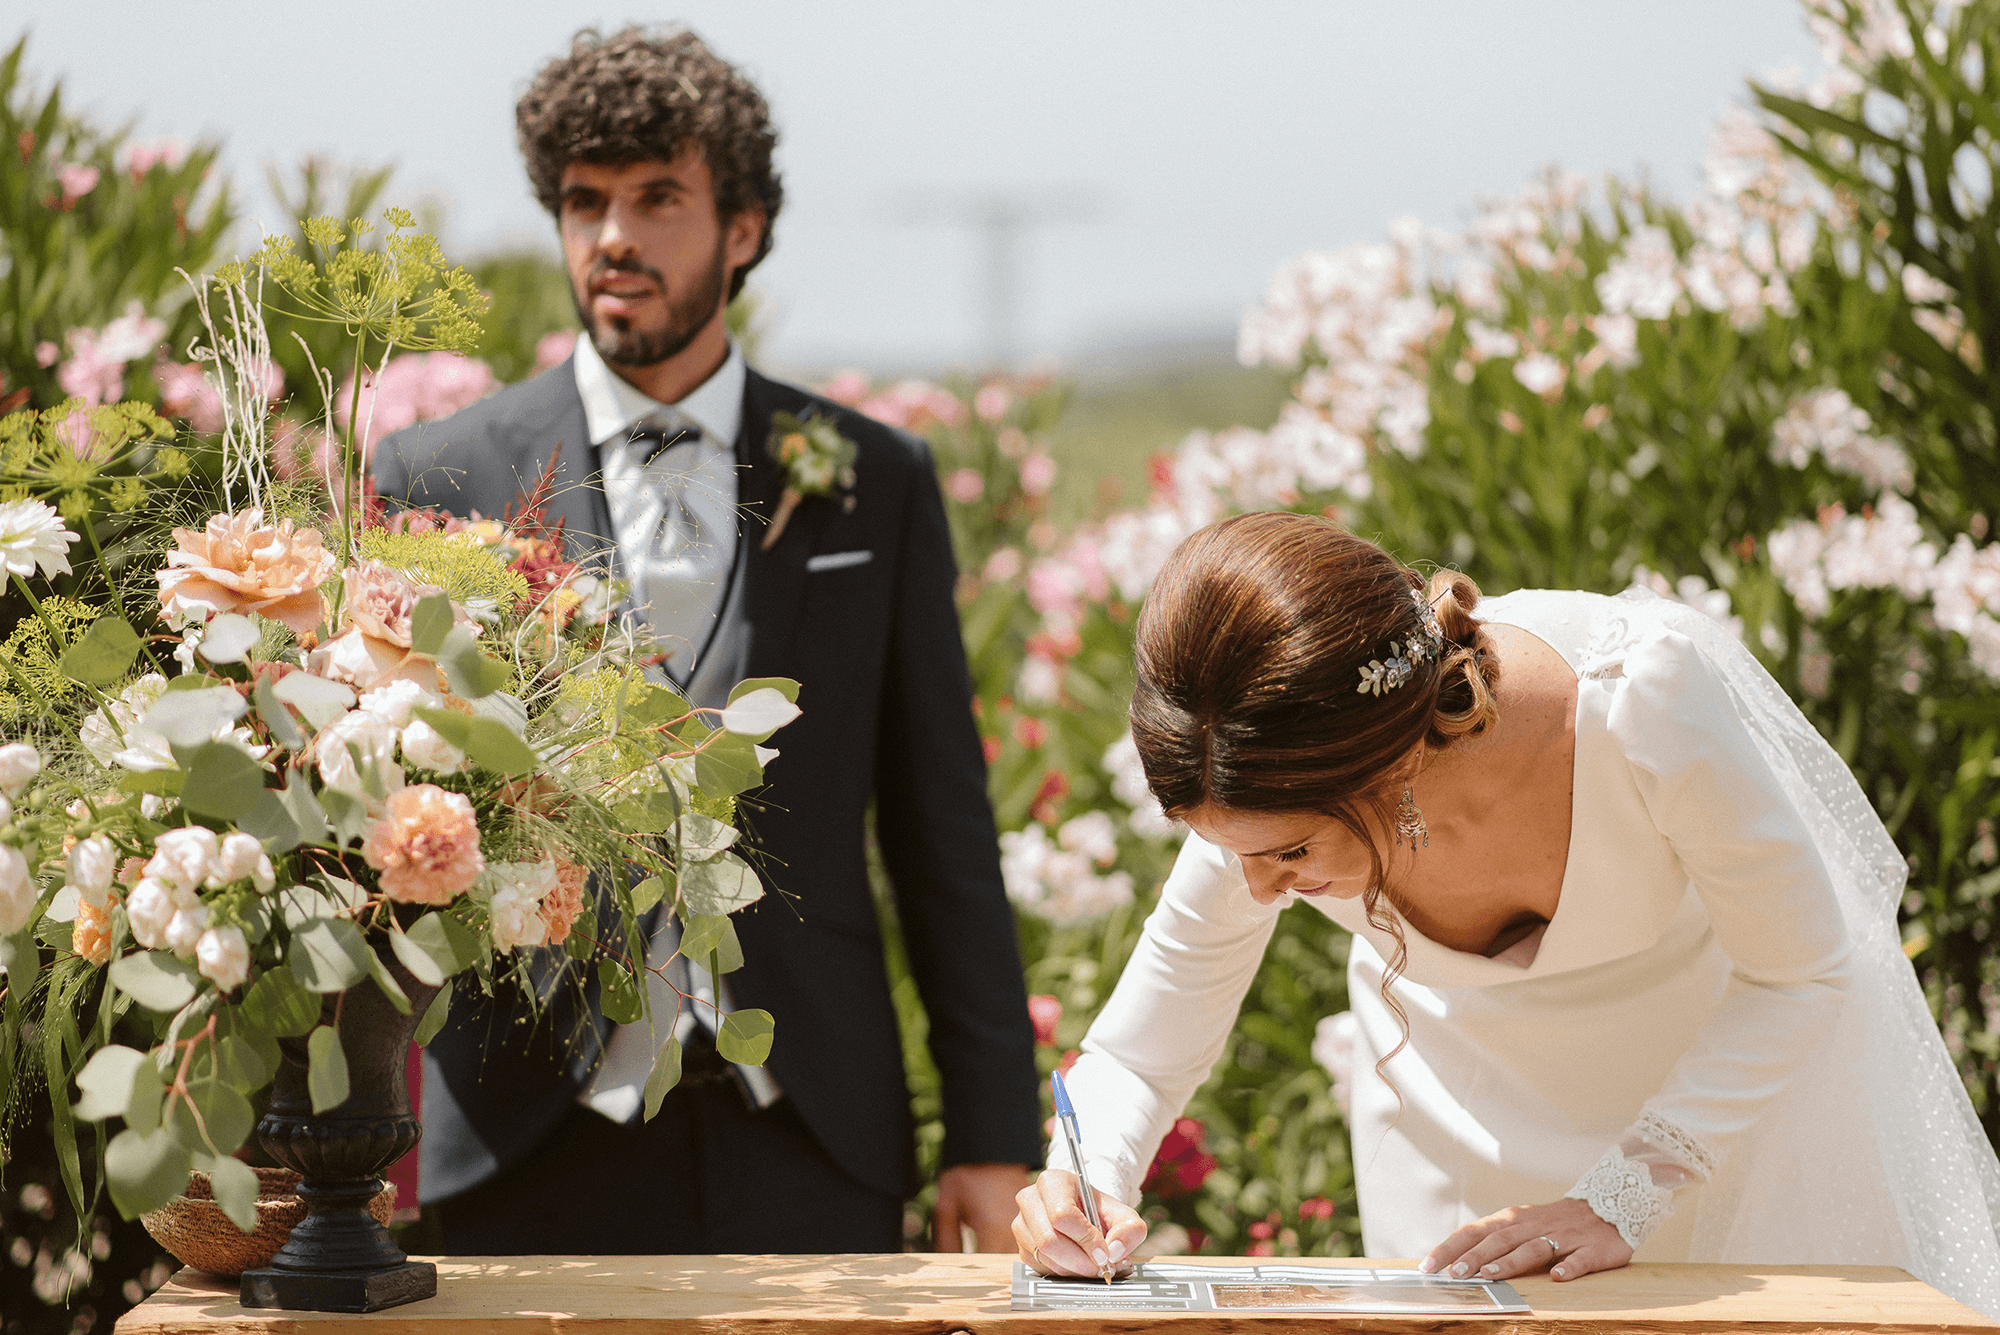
[371,358,1041,1203]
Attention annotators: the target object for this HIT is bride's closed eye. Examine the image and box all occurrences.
[1274,846,1309,863]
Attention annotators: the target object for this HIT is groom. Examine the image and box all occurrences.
[372,27,1040,1254]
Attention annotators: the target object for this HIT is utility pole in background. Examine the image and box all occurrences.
[891,186,1102,369]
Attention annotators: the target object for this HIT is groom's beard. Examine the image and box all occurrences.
[575,239,728,369]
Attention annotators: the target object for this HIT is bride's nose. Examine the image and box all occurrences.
[1242,861,1292,905]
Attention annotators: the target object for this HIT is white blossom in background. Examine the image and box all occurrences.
[1313,1011,1359,1117]
[1000,817,1135,925]
[0,844,35,934]
[1930,535,2000,679]
[1628,566,1745,642]
[1596,225,1683,321]
[1767,494,1939,621]
[1770,388,1914,494]
[1103,732,1177,840]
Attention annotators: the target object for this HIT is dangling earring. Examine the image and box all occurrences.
[1395,785,1429,850]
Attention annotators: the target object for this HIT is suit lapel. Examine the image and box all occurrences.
[515,361,616,570]
[738,369,824,677]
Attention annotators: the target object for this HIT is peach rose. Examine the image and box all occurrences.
[543,856,587,947]
[156,509,336,635]
[361,783,484,905]
[308,624,438,693]
[74,893,116,967]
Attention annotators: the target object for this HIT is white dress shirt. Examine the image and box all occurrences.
[570,331,781,1120]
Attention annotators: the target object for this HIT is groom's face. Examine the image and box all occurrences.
[556,151,763,368]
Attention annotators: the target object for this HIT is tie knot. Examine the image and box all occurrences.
[628,416,701,465]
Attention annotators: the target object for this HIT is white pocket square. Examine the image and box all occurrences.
[806,550,873,573]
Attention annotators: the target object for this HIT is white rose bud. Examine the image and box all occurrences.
[400,719,466,775]
[147,826,221,893]
[0,844,35,933]
[68,835,118,897]
[195,925,250,992]
[358,680,439,730]
[251,852,276,894]
[0,795,12,827]
[127,877,177,949]
[210,832,266,887]
[139,795,164,820]
[0,743,41,796]
[487,885,548,952]
[164,905,208,957]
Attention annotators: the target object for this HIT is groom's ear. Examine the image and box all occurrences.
[724,206,768,289]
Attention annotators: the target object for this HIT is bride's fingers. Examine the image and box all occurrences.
[1471,1233,1562,1280]
[1550,1239,1629,1282]
[1013,1180,1102,1276]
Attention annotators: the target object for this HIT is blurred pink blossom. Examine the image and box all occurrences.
[944,468,984,505]
[155,357,283,435]
[532,329,578,376]
[56,163,99,206]
[974,383,1011,423]
[56,303,167,406]
[855,378,966,431]
[337,352,499,443]
[124,139,187,179]
[1018,452,1057,497]
[817,370,870,406]
[33,342,58,368]
[1027,994,1061,1046]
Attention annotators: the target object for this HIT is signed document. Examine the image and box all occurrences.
[1011,1262,1531,1314]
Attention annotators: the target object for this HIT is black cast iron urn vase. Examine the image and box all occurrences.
[240,950,439,1312]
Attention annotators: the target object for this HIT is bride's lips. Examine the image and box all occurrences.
[1291,881,1332,897]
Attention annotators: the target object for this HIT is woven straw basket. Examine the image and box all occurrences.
[140,1167,397,1279]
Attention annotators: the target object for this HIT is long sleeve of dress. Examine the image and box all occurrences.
[1565,625,1855,1248]
[1052,835,1284,1204]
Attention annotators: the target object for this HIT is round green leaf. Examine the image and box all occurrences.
[60,617,142,686]
[289,919,369,994]
[306,1025,350,1113]
[716,1009,775,1066]
[109,951,199,1013]
[105,1126,193,1218]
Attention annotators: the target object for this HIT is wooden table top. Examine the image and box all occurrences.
[116,1254,1998,1334]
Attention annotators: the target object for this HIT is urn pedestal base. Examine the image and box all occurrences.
[239,1259,436,1312]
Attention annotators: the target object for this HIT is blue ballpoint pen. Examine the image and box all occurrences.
[1050,1070,1116,1283]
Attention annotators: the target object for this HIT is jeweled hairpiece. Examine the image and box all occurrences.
[1356,589,1446,697]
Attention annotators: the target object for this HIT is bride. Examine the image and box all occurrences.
[1011,511,2000,1316]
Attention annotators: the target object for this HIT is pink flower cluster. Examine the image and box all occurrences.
[337,352,500,445]
[56,302,166,405]
[998,811,1132,924]
[823,375,967,432]
[155,356,285,435]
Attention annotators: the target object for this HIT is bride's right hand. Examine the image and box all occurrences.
[1012,1169,1148,1277]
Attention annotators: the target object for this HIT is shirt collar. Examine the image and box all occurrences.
[573,330,745,450]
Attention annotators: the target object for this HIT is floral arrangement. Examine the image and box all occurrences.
[760,410,857,550]
[0,214,796,1238]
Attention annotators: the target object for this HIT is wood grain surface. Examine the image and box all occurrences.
[113,1255,1998,1334]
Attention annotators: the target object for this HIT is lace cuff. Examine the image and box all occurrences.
[1633,1107,1718,1180]
[1565,1144,1677,1250]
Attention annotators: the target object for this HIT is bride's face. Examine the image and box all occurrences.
[1184,804,1377,907]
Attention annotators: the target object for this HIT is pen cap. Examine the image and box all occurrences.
[1051,1069,1077,1121]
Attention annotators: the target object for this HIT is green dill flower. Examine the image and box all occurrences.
[0,597,103,719]
[358,529,530,613]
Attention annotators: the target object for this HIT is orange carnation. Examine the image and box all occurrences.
[361,783,485,905]
[542,857,587,946]
[74,894,115,967]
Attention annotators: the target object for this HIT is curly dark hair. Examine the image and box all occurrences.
[517,27,783,300]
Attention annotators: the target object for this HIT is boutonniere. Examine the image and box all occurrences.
[762,411,858,551]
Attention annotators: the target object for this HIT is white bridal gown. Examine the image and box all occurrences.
[1058,588,2000,1317]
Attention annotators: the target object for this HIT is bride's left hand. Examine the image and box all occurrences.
[1420,1198,1630,1283]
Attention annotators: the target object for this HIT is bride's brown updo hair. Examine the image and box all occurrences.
[1131,512,1500,1069]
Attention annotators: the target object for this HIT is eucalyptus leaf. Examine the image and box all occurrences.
[118,769,183,798]
[142,686,247,748]
[675,812,738,860]
[678,913,733,963]
[413,980,454,1047]
[318,786,370,847]
[72,1045,147,1121]
[404,911,478,976]
[306,1025,350,1113]
[726,676,800,705]
[172,1077,255,1155]
[388,924,446,988]
[597,960,642,1026]
[179,742,266,822]
[438,626,507,699]
[409,593,455,657]
[124,1060,165,1136]
[60,617,142,686]
[365,947,412,1015]
[464,690,529,736]
[239,789,304,852]
[105,1126,192,1218]
[630,875,669,914]
[289,918,370,994]
[708,921,744,975]
[679,852,765,916]
[251,676,303,750]
[208,1155,260,1233]
[614,790,676,835]
[195,613,259,665]
[718,687,801,742]
[641,1035,682,1122]
[272,671,356,728]
[623,684,689,729]
[716,1008,775,1065]
[241,965,320,1038]
[461,717,538,776]
[214,1035,270,1089]
[694,731,764,797]
[109,951,198,1013]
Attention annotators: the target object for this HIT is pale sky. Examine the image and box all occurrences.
[20,1,1822,374]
